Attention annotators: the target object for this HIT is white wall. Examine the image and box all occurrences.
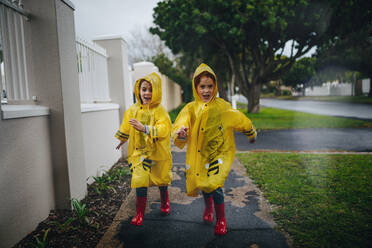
[81,106,122,184]
[0,116,55,248]
[362,78,370,94]
[164,75,182,111]
[131,62,182,111]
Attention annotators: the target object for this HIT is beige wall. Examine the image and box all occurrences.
[81,108,122,184]
[0,117,55,248]
[132,62,182,111]
[0,0,86,246]
[164,76,182,111]
[55,0,87,201]
[25,0,87,208]
[93,37,132,158]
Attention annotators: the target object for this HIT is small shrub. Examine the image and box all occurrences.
[282,89,292,96]
[31,229,49,248]
[50,217,76,233]
[71,199,90,225]
[169,103,186,123]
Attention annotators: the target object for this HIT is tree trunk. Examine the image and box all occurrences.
[217,79,228,101]
[369,77,372,97]
[355,79,363,96]
[247,82,261,113]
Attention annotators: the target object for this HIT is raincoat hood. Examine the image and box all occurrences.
[192,63,218,103]
[134,72,162,107]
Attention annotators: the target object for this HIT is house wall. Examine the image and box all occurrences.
[0,116,55,248]
[0,0,86,246]
[81,106,122,184]
[165,77,182,111]
[132,62,182,111]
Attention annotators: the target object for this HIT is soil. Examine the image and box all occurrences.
[13,159,131,248]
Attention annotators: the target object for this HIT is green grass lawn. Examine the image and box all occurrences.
[241,107,372,130]
[169,103,186,123]
[262,95,372,104]
[237,152,372,248]
[169,103,372,129]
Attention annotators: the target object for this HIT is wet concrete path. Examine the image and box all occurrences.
[97,152,289,248]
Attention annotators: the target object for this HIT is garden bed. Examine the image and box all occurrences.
[13,159,131,248]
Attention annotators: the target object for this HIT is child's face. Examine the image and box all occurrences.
[197,76,215,103]
[140,81,152,105]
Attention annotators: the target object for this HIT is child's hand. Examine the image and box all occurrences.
[176,126,188,139]
[129,119,146,132]
[116,141,125,150]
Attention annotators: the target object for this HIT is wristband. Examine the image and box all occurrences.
[144,125,150,135]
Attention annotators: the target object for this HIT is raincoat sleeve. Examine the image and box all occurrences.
[147,107,171,140]
[172,104,190,149]
[115,108,131,142]
[225,108,257,141]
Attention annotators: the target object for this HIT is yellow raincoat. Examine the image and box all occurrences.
[172,64,257,196]
[115,72,172,188]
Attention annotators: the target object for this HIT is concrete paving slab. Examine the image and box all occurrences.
[97,151,290,248]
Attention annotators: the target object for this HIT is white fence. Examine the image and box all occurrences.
[305,82,352,96]
[0,1,30,102]
[362,78,370,93]
[76,37,110,103]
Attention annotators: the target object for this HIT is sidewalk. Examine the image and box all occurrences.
[97,151,290,248]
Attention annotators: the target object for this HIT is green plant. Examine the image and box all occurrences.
[50,217,76,233]
[169,103,186,123]
[31,228,49,248]
[281,89,292,96]
[92,175,115,195]
[113,167,131,180]
[71,199,90,225]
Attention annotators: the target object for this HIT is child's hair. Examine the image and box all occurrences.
[138,79,151,104]
[139,79,150,89]
[194,71,216,88]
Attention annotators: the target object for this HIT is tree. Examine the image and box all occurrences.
[151,0,331,112]
[152,53,193,102]
[282,57,316,94]
[125,26,194,101]
[314,0,372,96]
[126,26,173,64]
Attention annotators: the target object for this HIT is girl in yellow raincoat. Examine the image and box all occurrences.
[173,64,257,235]
[115,72,172,226]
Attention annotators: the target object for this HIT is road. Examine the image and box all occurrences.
[235,128,372,152]
[260,99,372,120]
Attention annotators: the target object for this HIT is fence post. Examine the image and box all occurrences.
[25,0,87,208]
[93,36,133,157]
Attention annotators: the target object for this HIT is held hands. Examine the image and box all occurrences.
[129,119,146,132]
[176,126,188,139]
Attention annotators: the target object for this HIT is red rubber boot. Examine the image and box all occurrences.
[203,195,214,224]
[214,203,227,235]
[130,196,147,226]
[160,190,171,215]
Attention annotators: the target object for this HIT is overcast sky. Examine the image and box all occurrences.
[70,0,160,41]
[70,0,314,57]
